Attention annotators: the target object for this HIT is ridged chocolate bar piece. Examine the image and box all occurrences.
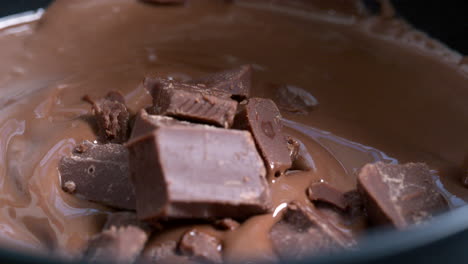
[149,78,238,128]
[234,98,291,178]
[270,202,353,261]
[189,65,252,100]
[126,124,270,221]
[130,109,191,140]
[59,141,135,210]
[358,162,448,229]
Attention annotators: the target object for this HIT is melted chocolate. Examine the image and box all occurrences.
[0,0,467,262]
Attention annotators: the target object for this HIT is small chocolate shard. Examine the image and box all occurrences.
[179,229,223,264]
[149,78,238,128]
[130,109,191,139]
[189,65,252,100]
[214,218,240,231]
[126,124,270,221]
[84,91,130,144]
[84,226,148,264]
[144,241,196,264]
[307,182,347,211]
[104,212,153,235]
[62,181,76,194]
[275,84,318,114]
[286,135,315,171]
[358,162,448,229]
[59,141,135,210]
[270,202,353,261]
[234,98,291,178]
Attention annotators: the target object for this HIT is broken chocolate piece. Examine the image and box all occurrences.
[270,202,353,261]
[189,65,252,100]
[59,141,135,210]
[104,212,153,235]
[358,162,448,229]
[234,98,291,178]
[149,78,238,128]
[342,190,365,221]
[84,91,130,144]
[307,182,347,211]
[214,218,240,231]
[275,84,318,113]
[84,226,148,264]
[126,124,270,221]
[144,241,196,264]
[179,229,223,264]
[286,135,315,171]
[130,109,191,139]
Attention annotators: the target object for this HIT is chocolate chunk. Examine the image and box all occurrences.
[104,212,153,235]
[189,65,252,100]
[144,241,196,264]
[343,190,365,219]
[307,182,347,211]
[84,91,130,144]
[286,135,315,171]
[275,84,318,113]
[84,226,148,264]
[358,162,448,229]
[309,188,367,235]
[214,218,240,231]
[270,202,353,261]
[149,78,238,128]
[234,98,291,178]
[126,124,270,221]
[179,229,223,264]
[59,141,135,210]
[130,109,191,139]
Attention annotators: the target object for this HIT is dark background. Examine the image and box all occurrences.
[1,0,466,54]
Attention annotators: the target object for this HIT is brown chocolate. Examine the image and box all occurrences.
[213,218,240,231]
[130,109,191,140]
[307,182,347,211]
[84,91,130,144]
[144,241,196,264]
[59,141,135,210]
[189,65,252,100]
[179,229,223,264]
[343,190,366,220]
[270,202,353,261]
[104,212,153,235]
[275,84,319,113]
[286,135,315,171]
[148,78,238,128]
[141,0,186,4]
[84,226,148,264]
[234,98,291,178]
[358,162,448,229]
[126,124,270,221]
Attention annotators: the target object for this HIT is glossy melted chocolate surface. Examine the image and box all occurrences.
[0,0,467,261]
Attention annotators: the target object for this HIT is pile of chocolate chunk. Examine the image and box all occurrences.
[59,65,448,263]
